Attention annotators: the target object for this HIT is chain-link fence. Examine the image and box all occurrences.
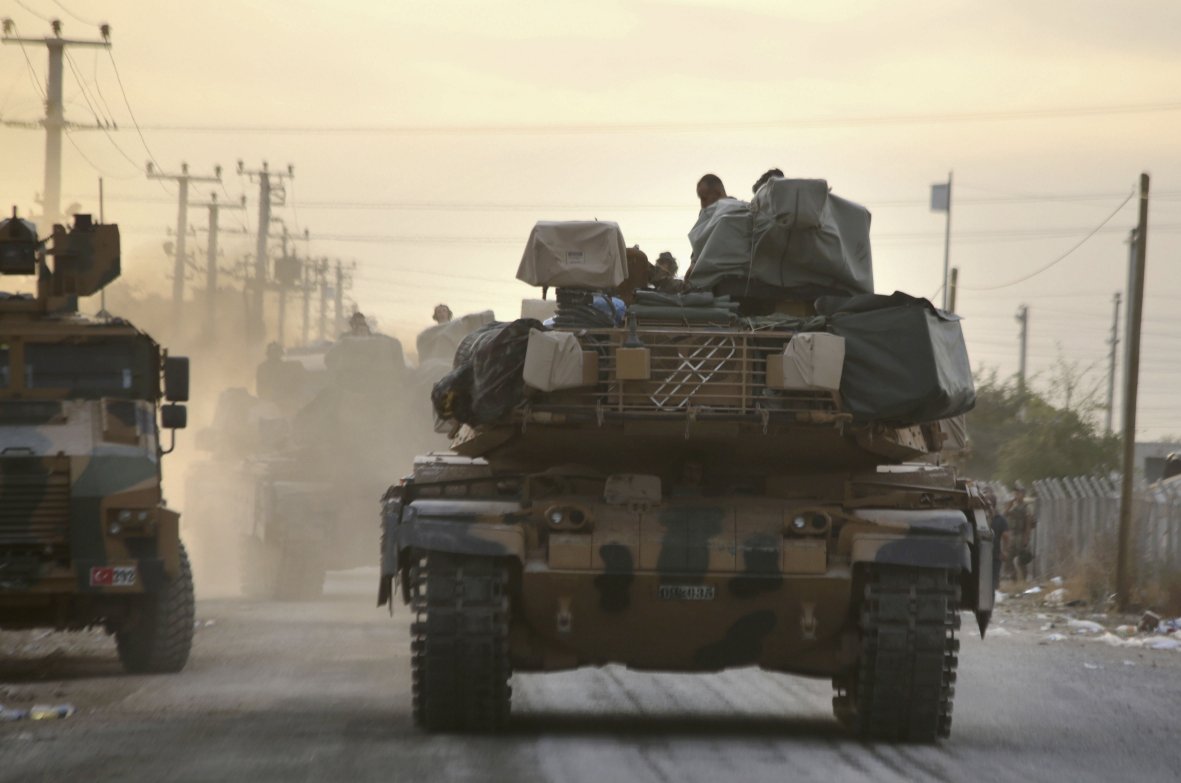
[1030,476,1181,588]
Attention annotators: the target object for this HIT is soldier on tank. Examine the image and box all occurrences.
[651,251,681,293]
[433,304,453,325]
[752,167,784,194]
[696,173,729,209]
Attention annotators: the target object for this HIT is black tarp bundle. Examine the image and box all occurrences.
[820,292,975,423]
[431,319,544,427]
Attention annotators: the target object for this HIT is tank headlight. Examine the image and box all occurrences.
[109,521,122,536]
[544,505,590,531]
[117,509,133,524]
[791,515,808,531]
[137,510,151,522]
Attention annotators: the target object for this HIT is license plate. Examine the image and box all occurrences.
[658,584,716,601]
[90,565,137,587]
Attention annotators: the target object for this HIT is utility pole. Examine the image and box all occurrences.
[1015,304,1029,396]
[238,161,294,340]
[930,172,953,310]
[317,259,329,342]
[1105,291,1122,435]
[948,267,959,314]
[1122,228,1138,432]
[334,260,345,336]
[276,222,290,347]
[1117,173,1150,611]
[189,192,245,339]
[147,162,222,311]
[1,19,111,229]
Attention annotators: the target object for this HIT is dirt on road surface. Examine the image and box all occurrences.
[2,570,1180,783]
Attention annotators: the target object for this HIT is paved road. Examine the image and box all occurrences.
[2,571,1179,783]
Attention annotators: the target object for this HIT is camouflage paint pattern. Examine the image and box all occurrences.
[1,276,182,628]
[382,462,994,677]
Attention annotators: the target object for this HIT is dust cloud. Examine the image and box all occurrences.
[81,241,479,599]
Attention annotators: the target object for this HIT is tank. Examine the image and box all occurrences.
[184,312,494,599]
[0,209,194,673]
[379,181,994,742]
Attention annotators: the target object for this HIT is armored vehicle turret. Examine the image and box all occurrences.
[0,209,193,673]
[380,180,993,741]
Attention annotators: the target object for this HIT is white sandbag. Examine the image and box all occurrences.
[523,329,590,391]
[769,333,845,391]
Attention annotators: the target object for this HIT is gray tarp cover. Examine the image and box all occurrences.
[517,221,628,289]
[824,293,975,423]
[686,179,873,296]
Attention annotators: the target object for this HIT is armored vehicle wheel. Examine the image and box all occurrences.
[833,565,960,742]
[410,552,511,732]
[116,542,196,674]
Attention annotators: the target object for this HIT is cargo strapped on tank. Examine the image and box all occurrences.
[516,326,844,422]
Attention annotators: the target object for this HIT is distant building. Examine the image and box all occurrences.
[1136,441,1179,482]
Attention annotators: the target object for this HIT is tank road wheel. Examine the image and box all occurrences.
[410,552,512,732]
[116,542,196,674]
[833,565,960,742]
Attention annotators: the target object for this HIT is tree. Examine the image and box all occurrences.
[962,367,1120,484]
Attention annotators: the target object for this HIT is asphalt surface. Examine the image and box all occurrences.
[2,570,1180,783]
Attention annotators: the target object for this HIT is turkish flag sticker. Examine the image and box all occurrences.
[90,567,114,586]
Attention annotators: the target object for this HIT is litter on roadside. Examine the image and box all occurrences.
[29,704,75,720]
[1138,611,1161,633]
[0,703,76,721]
[1045,588,1068,606]
[1067,619,1105,635]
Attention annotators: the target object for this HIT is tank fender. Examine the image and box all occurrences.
[849,509,972,572]
[850,534,970,571]
[395,499,525,558]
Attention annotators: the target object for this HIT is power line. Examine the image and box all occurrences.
[8,22,46,99]
[13,0,54,23]
[125,99,1181,136]
[67,189,1181,213]
[104,48,159,171]
[51,0,99,27]
[62,128,136,179]
[960,192,1136,291]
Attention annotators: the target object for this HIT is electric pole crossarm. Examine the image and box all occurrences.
[146,163,223,311]
[1,36,111,48]
[1,21,113,229]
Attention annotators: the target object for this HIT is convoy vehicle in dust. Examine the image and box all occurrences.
[0,209,193,673]
[185,311,493,600]
[380,178,993,742]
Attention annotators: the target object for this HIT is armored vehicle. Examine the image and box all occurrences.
[185,312,493,600]
[381,180,993,742]
[0,209,193,673]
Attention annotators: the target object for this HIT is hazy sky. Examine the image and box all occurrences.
[2,0,1180,437]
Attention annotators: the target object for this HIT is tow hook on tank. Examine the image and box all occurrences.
[800,602,818,640]
[556,596,573,635]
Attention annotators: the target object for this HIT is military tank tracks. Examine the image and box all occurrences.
[833,565,960,742]
[410,552,512,731]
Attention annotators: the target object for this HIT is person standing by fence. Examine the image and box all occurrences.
[983,487,1009,589]
[1006,482,1035,582]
